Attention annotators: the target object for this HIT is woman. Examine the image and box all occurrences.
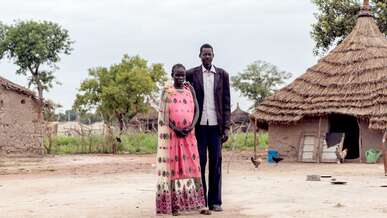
[155,64,210,216]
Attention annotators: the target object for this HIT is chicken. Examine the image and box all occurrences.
[251,156,262,168]
[272,156,284,163]
[336,146,348,164]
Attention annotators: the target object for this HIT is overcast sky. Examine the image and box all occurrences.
[0,0,319,112]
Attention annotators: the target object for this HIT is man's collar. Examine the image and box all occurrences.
[201,65,216,74]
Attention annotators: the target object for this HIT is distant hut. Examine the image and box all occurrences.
[55,121,87,136]
[231,103,250,132]
[53,121,109,136]
[251,2,387,163]
[129,106,158,132]
[0,76,43,156]
[89,121,108,135]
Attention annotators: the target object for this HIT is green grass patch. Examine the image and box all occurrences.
[45,133,157,155]
[45,131,268,155]
[223,132,268,150]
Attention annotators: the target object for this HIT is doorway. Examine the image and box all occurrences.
[328,114,360,159]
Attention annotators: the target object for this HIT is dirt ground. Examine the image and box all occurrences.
[1,152,387,218]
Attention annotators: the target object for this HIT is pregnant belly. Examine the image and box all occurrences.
[170,112,193,129]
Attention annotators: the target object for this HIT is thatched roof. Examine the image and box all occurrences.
[129,106,158,123]
[0,75,37,99]
[251,5,387,130]
[231,103,250,124]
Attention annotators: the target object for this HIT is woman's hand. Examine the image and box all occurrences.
[182,126,194,135]
[174,128,188,138]
[169,120,188,138]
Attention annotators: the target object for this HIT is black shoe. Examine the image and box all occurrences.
[209,205,223,212]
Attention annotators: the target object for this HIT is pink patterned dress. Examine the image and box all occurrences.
[156,83,205,215]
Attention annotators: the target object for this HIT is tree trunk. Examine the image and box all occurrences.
[31,71,44,121]
[31,70,45,155]
[118,117,125,134]
[115,114,127,154]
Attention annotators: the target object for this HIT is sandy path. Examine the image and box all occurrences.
[1,153,387,218]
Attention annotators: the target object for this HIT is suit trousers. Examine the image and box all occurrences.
[195,125,222,207]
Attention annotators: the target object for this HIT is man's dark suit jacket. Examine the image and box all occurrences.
[186,66,231,135]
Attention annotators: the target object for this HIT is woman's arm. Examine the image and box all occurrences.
[169,119,186,137]
[159,90,168,125]
[186,82,199,131]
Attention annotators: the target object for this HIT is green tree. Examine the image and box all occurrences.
[0,20,73,118]
[73,55,166,134]
[43,101,62,122]
[79,112,103,124]
[231,60,291,109]
[64,110,78,121]
[311,0,386,56]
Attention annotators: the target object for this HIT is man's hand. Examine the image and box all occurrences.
[221,129,229,144]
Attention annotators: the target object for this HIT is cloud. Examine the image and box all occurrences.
[0,0,317,111]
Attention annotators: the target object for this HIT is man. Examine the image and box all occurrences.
[383,130,387,176]
[186,43,231,212]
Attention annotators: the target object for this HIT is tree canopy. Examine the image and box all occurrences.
[311,0,386,56]
[231,60,291,109]
[73,55,166,132]
[0,20,73,118]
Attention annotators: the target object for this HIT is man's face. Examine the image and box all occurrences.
[200,48,214,66]
[173,67,186,87]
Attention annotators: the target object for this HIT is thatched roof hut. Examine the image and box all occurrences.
[231,103,250,124]
[251,2,387,163]
[129,106,158,132]
[231,103,250,131]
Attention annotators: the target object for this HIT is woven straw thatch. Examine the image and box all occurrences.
[129,106,158,132]
[0,75,37,99]
[130,106,158,122]
[251,8,387,130]
[231,103,250,124]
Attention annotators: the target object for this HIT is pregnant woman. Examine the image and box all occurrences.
[155,64,210,216]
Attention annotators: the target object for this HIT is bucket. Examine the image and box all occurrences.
[267,149,279,163]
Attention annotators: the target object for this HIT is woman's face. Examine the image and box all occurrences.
[173,67,186,87]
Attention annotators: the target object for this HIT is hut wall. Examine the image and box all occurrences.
[0,86,43,156]
[268,118,329,160]
[359,120,383,162]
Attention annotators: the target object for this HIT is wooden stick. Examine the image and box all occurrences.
[317,117,322,164]
[357,119,362,163]
[254,119,257,159]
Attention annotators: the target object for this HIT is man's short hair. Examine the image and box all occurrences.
[200,43,214,55]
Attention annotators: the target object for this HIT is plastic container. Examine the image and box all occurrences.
[365,149,382,164]
[267,149,279,163]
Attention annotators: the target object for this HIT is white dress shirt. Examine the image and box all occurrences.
[200,65,218,126]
